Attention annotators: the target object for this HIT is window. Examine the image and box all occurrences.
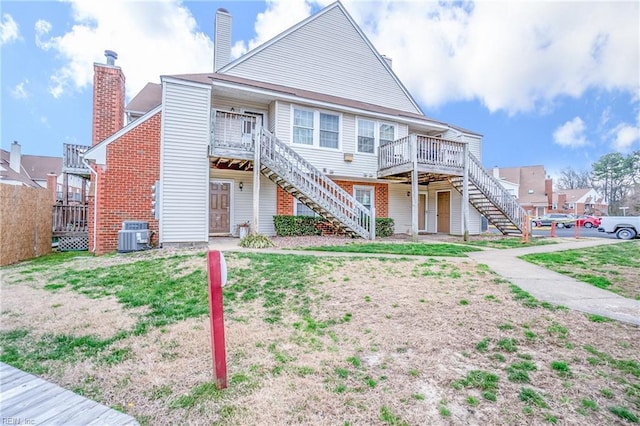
[355,187,373,211]
[379,124,395,146]
[357,118,396,153]
[357,119,375,153]
[293,108,314,145]
[295,200,317,217]
[319,113,339,148]
[292,106,341,149]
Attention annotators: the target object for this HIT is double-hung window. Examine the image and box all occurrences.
[354,187,373,211]
[293,108,314,145]
[292,106,340,149]
[295,200,317,217]
[357,118,396,153]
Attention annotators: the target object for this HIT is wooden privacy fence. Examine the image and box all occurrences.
[0,185,52,266]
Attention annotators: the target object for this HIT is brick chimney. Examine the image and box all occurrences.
[47,172,58,203]
[92,50,125,146]
[545,177,553,208]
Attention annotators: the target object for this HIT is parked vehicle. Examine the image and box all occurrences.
[575,215,601,228]
[598,216,640,240]
[531,213,575,228]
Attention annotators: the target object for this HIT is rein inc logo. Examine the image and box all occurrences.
[2,418,35,425]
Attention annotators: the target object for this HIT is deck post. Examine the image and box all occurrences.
[462,142,469,241]
[252,126,261,234]
[411,134,419,242]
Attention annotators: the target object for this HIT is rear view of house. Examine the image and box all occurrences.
[83,2,525,254]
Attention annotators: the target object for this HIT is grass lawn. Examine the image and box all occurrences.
[461,237,558,249]
[1,247,638,425]
[521,241,640,300]
[299,242,481,256]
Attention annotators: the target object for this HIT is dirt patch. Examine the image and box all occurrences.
[1,283,142,339]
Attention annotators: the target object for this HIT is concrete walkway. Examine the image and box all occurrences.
[467,238,640,326]
[210,236,639,326]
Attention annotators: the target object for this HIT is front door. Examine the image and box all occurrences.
[209,181,231,234]
[437,191,450,233]
[418,193,427,231]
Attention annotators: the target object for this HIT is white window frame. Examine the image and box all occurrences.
[295,199,318,217]
[353,185,374,211]
[290,105,341,150]
[356,117,397,155]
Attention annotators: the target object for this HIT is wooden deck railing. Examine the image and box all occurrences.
[210,110,257,154]
[378,134,465,172]
[53,205,88,234]
[62,143,91,174]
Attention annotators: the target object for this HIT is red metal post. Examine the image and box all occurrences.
[207,250,227,389]
[550,221,556,238]
[574,220,580,239]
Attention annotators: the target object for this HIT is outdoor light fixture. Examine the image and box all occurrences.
[239,182,244,191]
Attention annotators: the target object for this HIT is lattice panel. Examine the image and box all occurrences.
[58,234,89,251]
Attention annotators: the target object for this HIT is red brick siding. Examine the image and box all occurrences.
[92,64,125,146]
[276,180,389,218]
[276,186,294,215]
[89,113,161,255]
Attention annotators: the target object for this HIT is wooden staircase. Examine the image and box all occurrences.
[258,129,374,239]
[449,152,527,235]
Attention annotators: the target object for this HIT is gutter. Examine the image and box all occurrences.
[82,157,99,254]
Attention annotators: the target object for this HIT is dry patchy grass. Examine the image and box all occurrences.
[1,249,638,425]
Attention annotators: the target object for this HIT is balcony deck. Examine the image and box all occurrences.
[377,135,465,181]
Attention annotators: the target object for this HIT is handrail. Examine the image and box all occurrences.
[466,151,527,230]
[378,134,465,172]
[259,128,373,239]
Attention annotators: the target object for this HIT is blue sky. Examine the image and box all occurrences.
[1,0,638,178]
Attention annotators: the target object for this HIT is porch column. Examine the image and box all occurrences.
[411,134,419,242]
[462,142,469,241]
[252,126,261,234]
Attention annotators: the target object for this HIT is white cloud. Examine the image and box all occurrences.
[10,80,29,99]
[344,1,640,114]
[0,13,20,45]
[35,0,213,99]
[553,117,587,148]
[610,112,640,152]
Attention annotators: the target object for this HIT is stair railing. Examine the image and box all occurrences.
[259,129,373,239]
[466,152,527,231]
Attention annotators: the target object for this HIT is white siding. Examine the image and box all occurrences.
[388,184,412,235]
[209,169,277,236]
[160,80,211,244]
[224,6,420,114]
[276,101,403,178]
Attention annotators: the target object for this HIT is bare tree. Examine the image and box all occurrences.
[556,167,591,190]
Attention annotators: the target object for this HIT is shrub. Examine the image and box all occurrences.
[239,233,275,248]
[273,216,321,236]
[375,218,394,238]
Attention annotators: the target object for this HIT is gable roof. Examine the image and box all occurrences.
[219,1,423,114]
[553,188,606,205]
[126,82,162,114]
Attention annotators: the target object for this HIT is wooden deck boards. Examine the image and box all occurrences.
[0,362,138,425]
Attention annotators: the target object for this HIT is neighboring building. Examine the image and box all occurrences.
[0,141,86,203]
[552,188,607,216]
[83,2,526,255]
[493,165,551,217]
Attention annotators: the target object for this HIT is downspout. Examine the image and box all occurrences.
[82,157,99,254]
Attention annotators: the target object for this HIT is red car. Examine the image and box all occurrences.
[575,215,601,228]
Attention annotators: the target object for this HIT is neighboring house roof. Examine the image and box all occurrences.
[496,165,548,205]
[0,149,61,188]
[126,82,162,114]
[553,188,607,205]
[21,155,62,180]
[219,1,423,115]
